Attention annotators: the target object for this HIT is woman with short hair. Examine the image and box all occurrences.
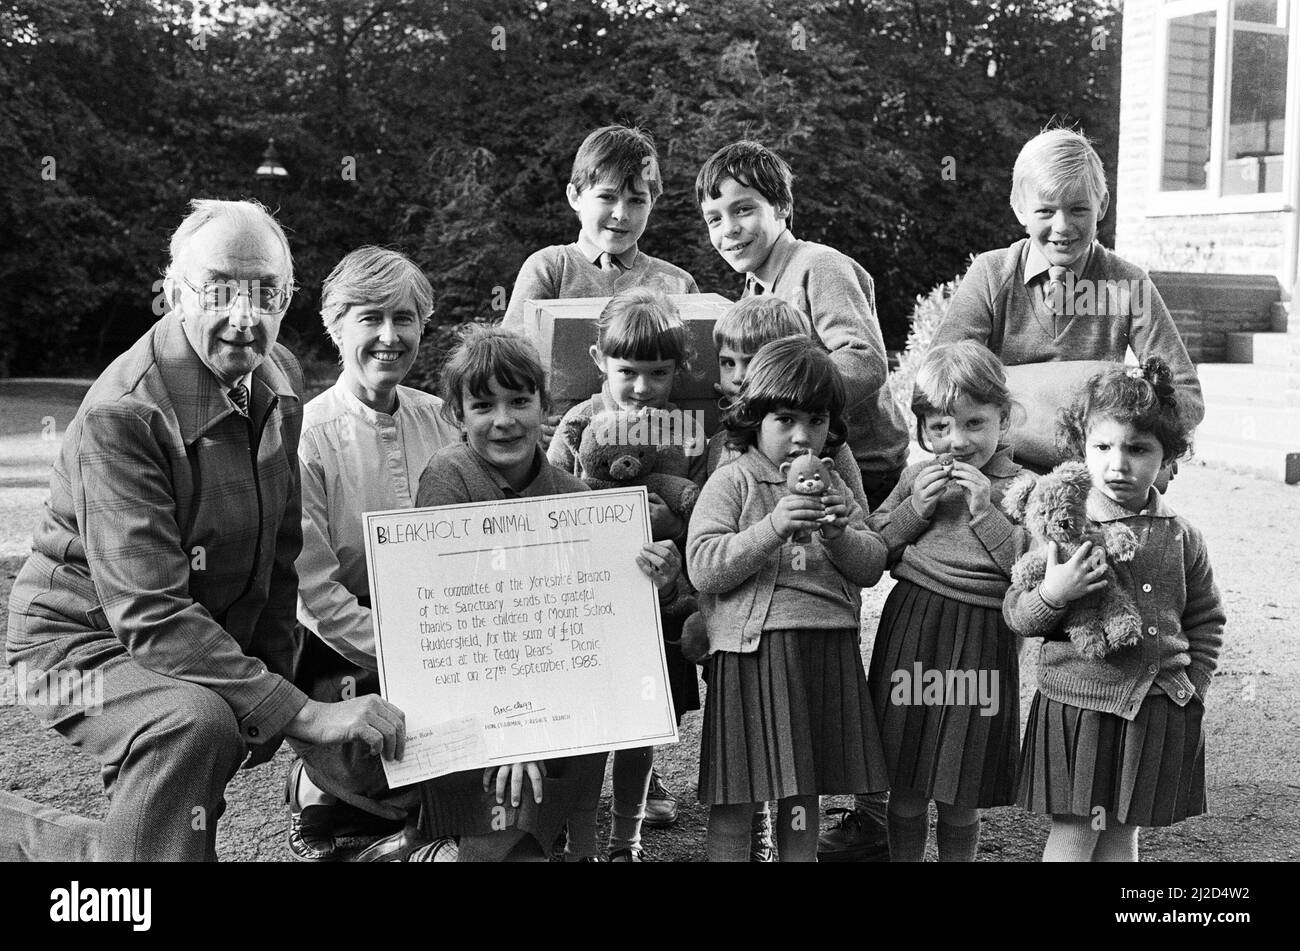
[287,246,459,861]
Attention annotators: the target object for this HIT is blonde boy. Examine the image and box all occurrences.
[933,127,1204,473]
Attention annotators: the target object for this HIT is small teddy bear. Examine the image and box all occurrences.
[779,451,836,544]
[562,409,700,521]
[1001,461,1143,659]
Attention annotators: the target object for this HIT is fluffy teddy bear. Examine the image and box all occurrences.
[1001,460,1143,659]
[562,409,700,521]
[779,451,836,544]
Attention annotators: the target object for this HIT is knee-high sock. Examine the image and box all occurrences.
[887,810,929,862]
[935,804,981,862]
[707,803,756,862]
[609,746,652,851]
[887,786,929,862]
[564,752,607,860]
[775,795,819,862]
[1042,814,1098,862]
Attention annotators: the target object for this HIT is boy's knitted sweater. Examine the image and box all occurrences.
[502,241,698,331]
[934,239,1204,428]
[1003,487,1225,721]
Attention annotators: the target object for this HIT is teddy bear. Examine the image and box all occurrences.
[561,409,700,521]
[1001,460,1143,660]
[780,451,836,544]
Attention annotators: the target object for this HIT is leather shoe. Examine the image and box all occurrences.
[286,759,337,862]
[816,807,889,862]
[352,823,428,862]
[642,769,678,829]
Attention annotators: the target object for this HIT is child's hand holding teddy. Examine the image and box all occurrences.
[1038,540,1109,608]
[770,493,827,540]
[817,492,850,539]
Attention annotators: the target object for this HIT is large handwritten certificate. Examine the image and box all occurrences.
[363,487,679,786]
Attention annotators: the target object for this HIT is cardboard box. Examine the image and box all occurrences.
[522,293,733,433]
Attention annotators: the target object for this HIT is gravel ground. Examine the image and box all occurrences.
[1,380,1296,862]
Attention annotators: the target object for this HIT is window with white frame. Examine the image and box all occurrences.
[1156,0,1290,201]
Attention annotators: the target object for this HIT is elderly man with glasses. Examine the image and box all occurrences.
[1,199,405,861]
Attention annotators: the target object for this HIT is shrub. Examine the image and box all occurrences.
[885,261,972,438]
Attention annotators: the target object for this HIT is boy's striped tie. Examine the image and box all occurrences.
[1046,265,1069,333]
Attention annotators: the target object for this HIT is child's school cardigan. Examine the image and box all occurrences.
[501,238,698,331]
[933,239,1205,428]
[1002,487,1225,722]
[687,447,888,653]
[867,446,1028,607]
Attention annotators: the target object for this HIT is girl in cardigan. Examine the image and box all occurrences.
[1005,358,1224,861]
[414,325,682,861]
[866,341,1029,861]
[687,336,889,862]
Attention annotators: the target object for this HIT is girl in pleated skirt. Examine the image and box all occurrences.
[687,336,890,862]
[866,341,1029,861]
[1005,358,1224,861]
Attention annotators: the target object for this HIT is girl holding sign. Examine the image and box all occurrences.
[686,336,891,862]
[414,325,681,861]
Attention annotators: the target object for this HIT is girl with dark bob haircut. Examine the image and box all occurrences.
[722,335,847,453]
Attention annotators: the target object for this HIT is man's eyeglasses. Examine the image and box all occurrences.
[179,277,294,314]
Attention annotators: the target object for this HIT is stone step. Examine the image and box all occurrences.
[1225,331,1295,367]
[1197,400,1300,445]
[1191,434,1300,483]
[1195,363,1292,406]
[1272,300,1290,333]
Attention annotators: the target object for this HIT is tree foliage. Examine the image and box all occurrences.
[1,0,1121,378]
